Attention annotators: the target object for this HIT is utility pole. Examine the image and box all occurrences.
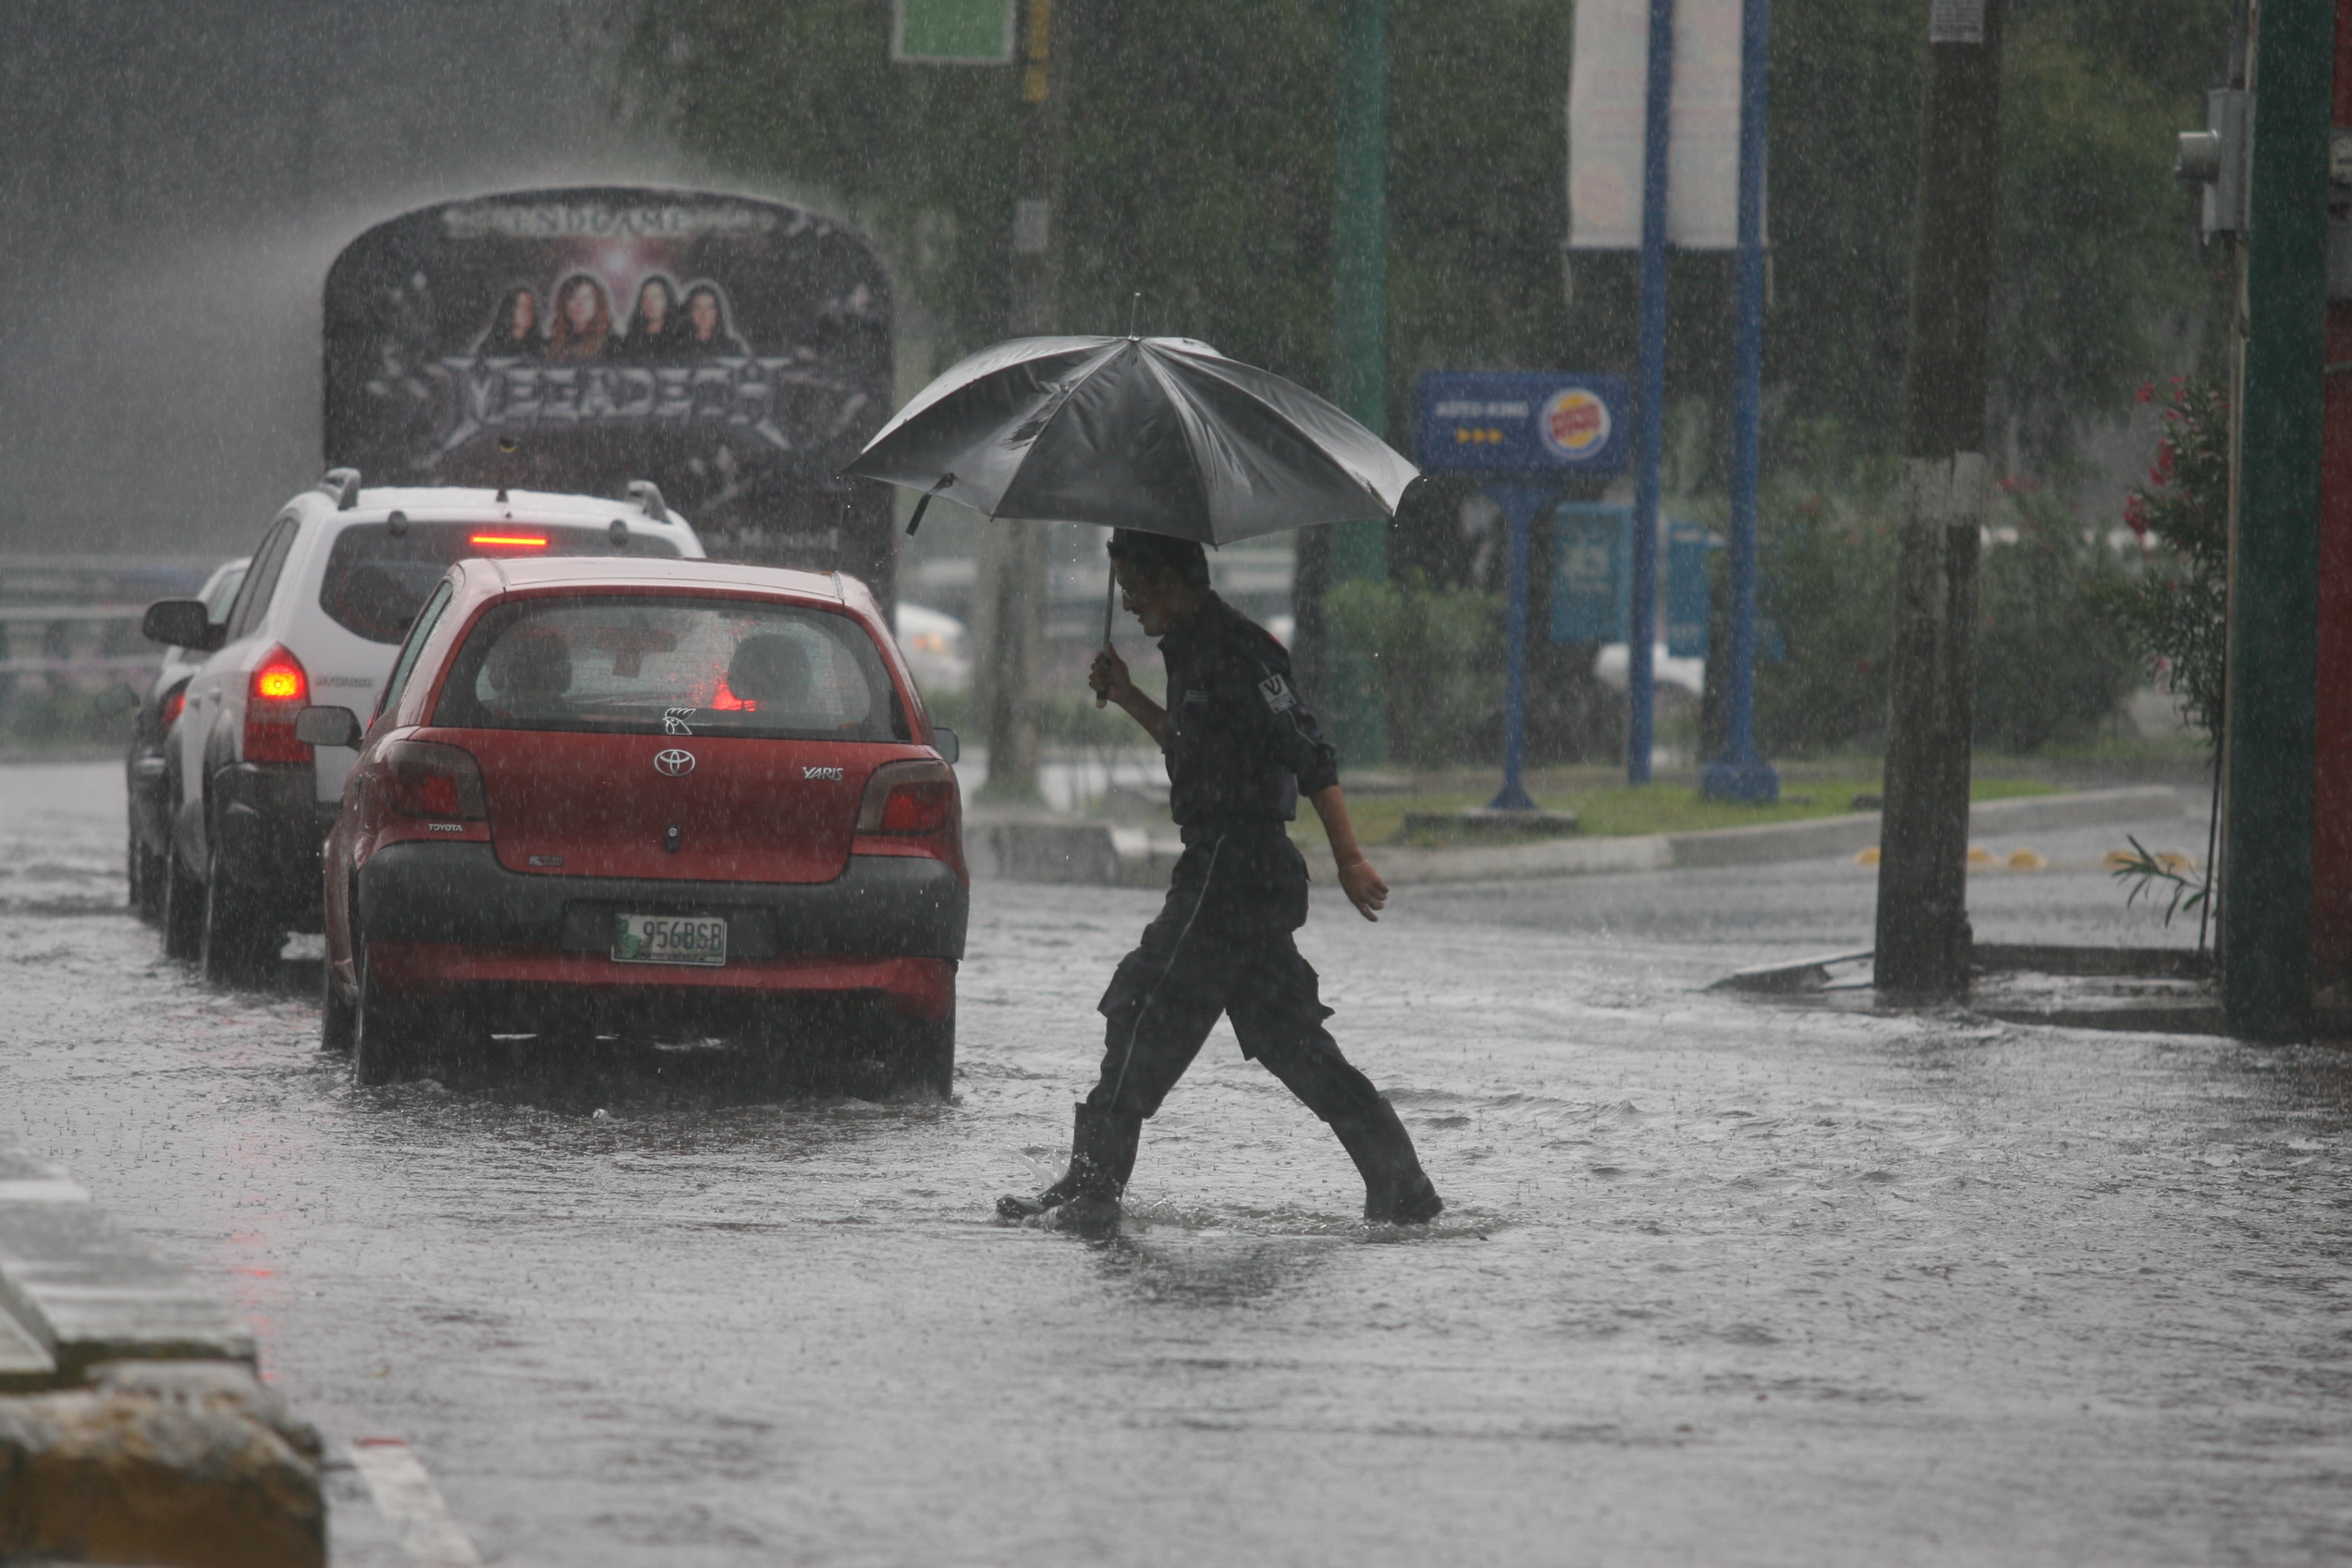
[1318,0,1390,766]
[2216,0,2330,1038]
[971,0,1065,803]
[1872,0,2006,997]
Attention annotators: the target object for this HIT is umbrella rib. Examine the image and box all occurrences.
[1146,352,1390,525]
[986,342,1133,518]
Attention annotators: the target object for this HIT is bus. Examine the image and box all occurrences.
[323,187,896,603]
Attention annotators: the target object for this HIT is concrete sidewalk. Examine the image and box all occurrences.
[970,784,2187,888]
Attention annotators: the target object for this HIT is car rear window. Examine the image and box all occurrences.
[431,594,908,742]
[319,521,683,643]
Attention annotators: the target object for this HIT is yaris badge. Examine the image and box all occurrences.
[654,749,696,777]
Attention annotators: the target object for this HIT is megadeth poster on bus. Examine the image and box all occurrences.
[324,188,896,591]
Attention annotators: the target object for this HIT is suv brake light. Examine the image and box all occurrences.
[856,759,958,835]
[382,741,488,821]
[244,646,311,763]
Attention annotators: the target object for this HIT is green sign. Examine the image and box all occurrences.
[892,0,1014,63]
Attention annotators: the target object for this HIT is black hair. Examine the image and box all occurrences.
[1108,530,1210,589]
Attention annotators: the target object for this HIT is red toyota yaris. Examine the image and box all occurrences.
[305,557,966,1090]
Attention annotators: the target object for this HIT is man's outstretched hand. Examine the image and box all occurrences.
[1309,784,1389,922]
[1336,855,1390,922]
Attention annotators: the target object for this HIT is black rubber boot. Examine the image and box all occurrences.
[1329,1098,1443,1224]
[998,1105,1142,1231]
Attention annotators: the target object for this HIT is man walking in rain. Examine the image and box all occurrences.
[999,531,1443,1231]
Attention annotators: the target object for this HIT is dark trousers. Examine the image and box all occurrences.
[1089,823,1387,1123]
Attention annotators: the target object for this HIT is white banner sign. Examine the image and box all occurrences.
[1566,0,1746,251]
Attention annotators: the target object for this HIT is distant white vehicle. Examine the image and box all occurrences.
[1594,642,1706,699]
[895,602,973,694]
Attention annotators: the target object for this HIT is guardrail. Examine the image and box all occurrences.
[0,557,207,715]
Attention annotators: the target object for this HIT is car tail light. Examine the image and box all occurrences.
[469,533,548,550]
[856,759,958,835]
[382,741,488,821]
[160,687,186,729]
[243,646,310,763]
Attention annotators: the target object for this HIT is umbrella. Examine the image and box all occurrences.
[846,333,1420,651]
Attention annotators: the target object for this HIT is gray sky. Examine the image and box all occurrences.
[0,1,756,557]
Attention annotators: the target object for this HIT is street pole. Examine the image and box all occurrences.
[1487,483,1554,810]
[1872,0,2005,997]
[1627,0,1673,786]
[1698,0,1778,804]
[972,0,1064,803]
[1324,0,1389,767]
[2217,0,2330,1038]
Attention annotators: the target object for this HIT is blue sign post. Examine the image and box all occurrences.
[1415,372,1628,813]
[1697,0,1780,803]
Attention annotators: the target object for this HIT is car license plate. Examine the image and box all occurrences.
[611,913,728,966]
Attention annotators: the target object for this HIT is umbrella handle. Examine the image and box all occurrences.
[903,472,956,536]
[1096,560,1117,707]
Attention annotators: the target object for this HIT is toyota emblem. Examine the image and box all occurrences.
[654,749,696,777]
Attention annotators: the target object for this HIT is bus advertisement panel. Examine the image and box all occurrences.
[324,187,896,601]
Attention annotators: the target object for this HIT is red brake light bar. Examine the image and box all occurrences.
[469,533,549,549]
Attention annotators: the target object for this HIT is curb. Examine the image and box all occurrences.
[965,785,2188,889]
[0,1140,255,1390]
[1381,783,2187,886]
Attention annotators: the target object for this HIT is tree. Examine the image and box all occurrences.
[619,0,2228,485]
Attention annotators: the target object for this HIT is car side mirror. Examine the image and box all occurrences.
[931,726,960,766]
[294,705,363,749]
[141,599,220,650]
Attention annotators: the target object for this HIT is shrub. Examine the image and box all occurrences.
[1751,471,2137,756]
[1753,481,1897,755]
[1974,487,2137,752]
[2096,375,2228,744]
[1325,571,1503,766]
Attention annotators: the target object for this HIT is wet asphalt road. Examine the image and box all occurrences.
[6,760,2349,1566]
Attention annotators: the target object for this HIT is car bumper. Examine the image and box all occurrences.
[361,946,955,1029]
[354,842,968,1014]
[212,763,335,915]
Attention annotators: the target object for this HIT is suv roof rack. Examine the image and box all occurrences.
[626,480,668,521]
[318,468,361,509]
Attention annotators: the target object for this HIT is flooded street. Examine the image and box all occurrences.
[6,759,2351,1564]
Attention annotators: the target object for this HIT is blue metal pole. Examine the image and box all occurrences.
[1487,483,1550,811]
[1700,0,1780,804]
[1628,0,1672,787]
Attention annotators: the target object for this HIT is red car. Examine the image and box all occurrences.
[306,557,965,1091]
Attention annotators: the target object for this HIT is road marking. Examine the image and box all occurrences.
[348,1438,483,1567]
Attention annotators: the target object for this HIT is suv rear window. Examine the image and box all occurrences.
[319,522,682,643]
[432,595,908,742]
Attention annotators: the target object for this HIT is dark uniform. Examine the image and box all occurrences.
[1085,593,1390,1129]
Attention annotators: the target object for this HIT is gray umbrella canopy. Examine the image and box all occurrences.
[846,335,1419,545]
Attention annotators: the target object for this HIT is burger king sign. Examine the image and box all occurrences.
[1540,387,1612,462]
[1412,371,1627,474]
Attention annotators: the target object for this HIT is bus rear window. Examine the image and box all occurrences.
[319,521,681,643]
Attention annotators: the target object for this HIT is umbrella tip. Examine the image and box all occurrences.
[1128,290,1143,340]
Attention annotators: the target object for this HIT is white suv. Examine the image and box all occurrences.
[143,471,704,980]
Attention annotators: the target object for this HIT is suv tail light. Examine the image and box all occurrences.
[856,759,958,836]
[243,646,311,763]
[382,741,489,821]
[160,686,187,729]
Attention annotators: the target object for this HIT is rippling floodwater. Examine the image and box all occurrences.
[4,761,2348,1565]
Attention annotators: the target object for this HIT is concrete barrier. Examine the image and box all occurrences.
[0,1360,325,1568]
[0,1145,253,1389]
[0,1139,321,1566]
